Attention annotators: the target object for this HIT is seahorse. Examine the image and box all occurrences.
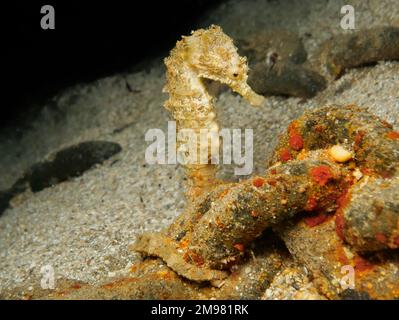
[162,25,264,200]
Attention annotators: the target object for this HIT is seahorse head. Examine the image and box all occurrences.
[184,25,264,106]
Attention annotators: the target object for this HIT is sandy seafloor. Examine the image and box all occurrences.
[0,0,398,299]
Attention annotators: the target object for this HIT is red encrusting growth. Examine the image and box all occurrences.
[375,233,387,244]
[387,131,399,140]
[310,165,333,186]
[250,210,258,218]
[304,197,318,211]
[186,251,205,266]
[233,243,245,252]
[336,246,349,265]
[354,256,374,272]
[215,216,226,229]
[70,283,82,290]
[289,134,304,151]
[335,213,346,241]
[315,124,325,133]
[288,121,304,151]
[279,148,292,162]
[336,189,351,209]
[360,167,372,175]
[354,130,365,145]
[304,213,329,227]
[252,177,265,188]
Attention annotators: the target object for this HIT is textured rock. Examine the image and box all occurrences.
[0,141,121,215]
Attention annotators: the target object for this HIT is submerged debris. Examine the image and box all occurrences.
[271,105,399,299]
[171,159,348,270]
[133,232,229,282]
[319,26,399,78]
[132,104,399,299]
[342,176,399,252]
[46,104,398,300]
[17,233,286,300]
[277,218,399,299]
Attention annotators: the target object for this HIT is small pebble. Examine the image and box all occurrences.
[353,168,363,180]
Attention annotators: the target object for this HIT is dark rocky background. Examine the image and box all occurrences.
[2,1,222,128]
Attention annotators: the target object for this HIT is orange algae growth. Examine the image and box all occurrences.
[336,246,349,265]
[267,179,277,187]
[219,189,230,199]
[387,131,399,140]
[215,216,226,229]
[250,210,258,218]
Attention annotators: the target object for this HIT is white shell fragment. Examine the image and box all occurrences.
[329,145,353,163]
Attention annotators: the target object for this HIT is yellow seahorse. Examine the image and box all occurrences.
[163,25,264,200]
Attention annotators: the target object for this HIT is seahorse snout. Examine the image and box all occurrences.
[232,82,265,106]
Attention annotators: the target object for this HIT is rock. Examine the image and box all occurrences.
[28,141,122,192]
[236,30,326,98]
[318,26,399,78]
[236,30,308,66]
[248,61,326,98]
[0,141,122,215]
[339,289,371,300]
[0,192,13,215]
